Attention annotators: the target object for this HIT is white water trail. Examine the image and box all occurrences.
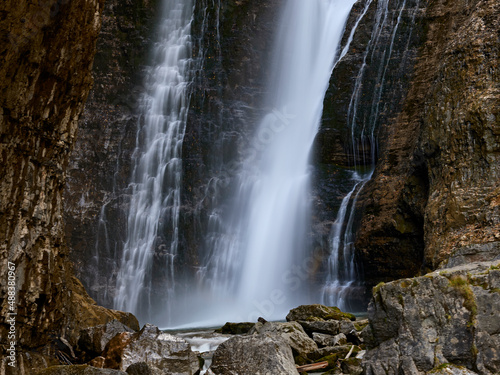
[114,0,193,321]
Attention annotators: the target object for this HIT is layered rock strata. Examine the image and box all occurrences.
[0,0,137,372]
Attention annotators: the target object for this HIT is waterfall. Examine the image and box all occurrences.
[167,0,358,328]
[114,0,193,322]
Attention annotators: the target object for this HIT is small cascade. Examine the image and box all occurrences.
[114,0,193,322]
[321,0,418,309]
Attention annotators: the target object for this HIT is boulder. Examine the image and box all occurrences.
[209,333,299,374]
[251,321,317,357]
[214,322,255,335]
[102,324,199,374]
[286,304,355,322]
[363,261,500,374]
[35,365,127,375]
[78,320,136,359]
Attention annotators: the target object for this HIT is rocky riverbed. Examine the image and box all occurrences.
[30,257,500,375]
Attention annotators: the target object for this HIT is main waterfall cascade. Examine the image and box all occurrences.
[113,0,194,322]
[166,0,359,327]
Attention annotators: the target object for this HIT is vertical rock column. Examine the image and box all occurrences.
[0,0,134,363]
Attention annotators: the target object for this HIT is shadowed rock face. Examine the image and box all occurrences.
[0,0,138,372]
[355,0,500,287]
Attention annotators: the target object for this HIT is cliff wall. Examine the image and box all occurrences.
[0,0,136,371]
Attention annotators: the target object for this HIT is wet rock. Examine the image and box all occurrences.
[251,321,318,358]
[363,261,500,374]
[102,324,199,374]
[209,333,299,374]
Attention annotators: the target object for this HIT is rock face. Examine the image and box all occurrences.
[64,0,161,308]
[363,261,500,374]
[356,0,500,286]
[210,334,299,375]
[0,0,141,373]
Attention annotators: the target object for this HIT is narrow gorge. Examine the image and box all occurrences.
[1,0,498,374]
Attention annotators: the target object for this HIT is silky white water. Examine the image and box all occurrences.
[114,0,193,321]
[168,0,359,327]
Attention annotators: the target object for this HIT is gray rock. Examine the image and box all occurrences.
[253,321,317,357]
[297,320,341,336]
[429,364,479,374]
[209,333,299,374]
[35,365,127,375]
[363,261,500,374]
[312,332,346,347]
[444,242,500,268]
[103,324,199,375]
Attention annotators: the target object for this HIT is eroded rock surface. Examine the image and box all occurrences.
[363,261,500,375]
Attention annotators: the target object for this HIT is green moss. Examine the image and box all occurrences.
[400,279,412,288]
[373,282,385,294]
[324,311,356,321]
[489,288,500,294]
[447,275,477,326]
[353,321,369,332]
[318,353,343,370]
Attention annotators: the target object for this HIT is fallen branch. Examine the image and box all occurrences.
[296,361,329,372]
[344,345,355,360]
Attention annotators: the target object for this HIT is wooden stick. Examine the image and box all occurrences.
[345,345,355,360]
[296,361,329,372]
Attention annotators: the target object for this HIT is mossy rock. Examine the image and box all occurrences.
[36,365,126,375]
[353,319,369,331]
[214,322,255,334]
[317,352,347,371]
[341,357,363,375]
[287,304,356,322]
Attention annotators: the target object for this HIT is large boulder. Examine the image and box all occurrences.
[363,261,500,375]
[209,333,299,374]
[101,324,199,374]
